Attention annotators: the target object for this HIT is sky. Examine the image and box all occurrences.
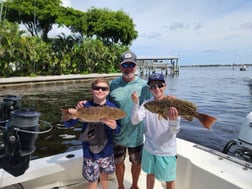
[58,0,252,65]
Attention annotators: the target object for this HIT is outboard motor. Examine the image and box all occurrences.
[223,112,252,162]
[0,95,52,177]
[1,108,40,176]
[0,95,44,177]
[0,95,22,158]
[7,108,40,156]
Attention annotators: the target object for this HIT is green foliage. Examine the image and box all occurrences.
[5,0,62,41]
[86,8,138,46]
[4,1,138,46]
[0,1,136,77]
[0,21,32,76]
[56,7,87,37]
[73,39,116,73]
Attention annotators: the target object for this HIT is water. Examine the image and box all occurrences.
[0,66,251,159]
[167,66,252,152]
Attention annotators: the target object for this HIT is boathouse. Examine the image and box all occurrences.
[137,57,179,75]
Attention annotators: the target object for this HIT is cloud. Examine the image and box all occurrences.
[241,22,252,31]
[61,0,71,7]
[169,22,185,31]
[62,0,252,65]
[140,32,161,39]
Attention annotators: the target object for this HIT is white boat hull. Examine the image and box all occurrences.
[176,139,251,189]
[1,139,251,189]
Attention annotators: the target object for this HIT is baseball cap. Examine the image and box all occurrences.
[120,51,137,64]
[147,73,165,85]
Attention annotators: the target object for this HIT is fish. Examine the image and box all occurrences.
[61,106,126,122]
[144,97,217,129]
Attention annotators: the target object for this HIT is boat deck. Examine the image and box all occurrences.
[1,139,252,189]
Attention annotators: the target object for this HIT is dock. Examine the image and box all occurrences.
[137,57,179,75]
[0,73,121,90]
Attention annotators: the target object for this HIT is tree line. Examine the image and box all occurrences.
[0,0,138,77]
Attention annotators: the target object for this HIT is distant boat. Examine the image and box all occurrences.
[240,65,247,71]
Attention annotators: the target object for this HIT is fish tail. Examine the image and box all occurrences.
[197,113,217,129]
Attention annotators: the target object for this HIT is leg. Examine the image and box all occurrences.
[113,144,127,189]
[131,162,141,189]
[128,144,143,189]
[87,181,98,189]
[166,180,175,189]
[100,173,109,189]
[115,161,125,189]
[154,156,176,189]
[98,155,116,189]
[146,174,155,189]
[82,158,100,189]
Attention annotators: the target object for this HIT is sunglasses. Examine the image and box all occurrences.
[149,84,164,90]
[121,63,136,68]
[92,86,109,91]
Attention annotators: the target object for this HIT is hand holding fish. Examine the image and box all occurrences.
[131,91,139,104]
[100,119,117,129]
[68,108,77,115]
[168,107,178,121]
[61,108,77,121]
[76,100,87,109]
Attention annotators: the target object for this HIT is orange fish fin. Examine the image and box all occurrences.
[197,113,217,129]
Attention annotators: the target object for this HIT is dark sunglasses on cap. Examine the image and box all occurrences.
[92,86,109,91]
[121,62,136,68]
[149,84,164,90]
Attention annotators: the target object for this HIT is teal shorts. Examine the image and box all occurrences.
[142,148,176,181]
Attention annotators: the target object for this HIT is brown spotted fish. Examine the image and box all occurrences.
[62,106,126,122]
[144,97,217,129]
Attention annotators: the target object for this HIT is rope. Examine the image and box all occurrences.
[0,120,52,134]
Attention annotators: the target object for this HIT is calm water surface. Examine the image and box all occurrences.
[0,66,251,159]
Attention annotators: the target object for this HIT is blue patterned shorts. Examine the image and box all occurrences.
[82,155,115,182]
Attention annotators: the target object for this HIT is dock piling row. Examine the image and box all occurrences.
[137,57,179,75]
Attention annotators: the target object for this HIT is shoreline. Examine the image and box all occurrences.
[0,73,122,88]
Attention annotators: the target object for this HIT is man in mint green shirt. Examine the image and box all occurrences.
[109,51,151,189]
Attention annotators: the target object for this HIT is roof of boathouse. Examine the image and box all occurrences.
[137,57,179,63]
